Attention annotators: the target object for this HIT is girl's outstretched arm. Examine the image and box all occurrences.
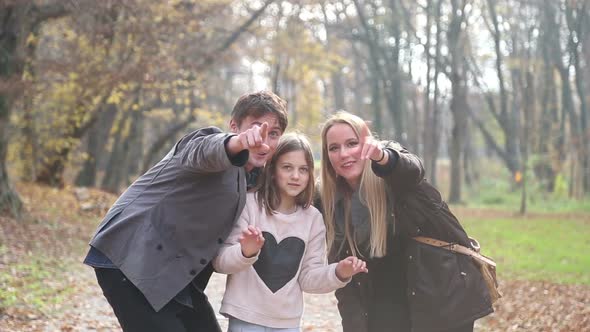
[335,256,368,281]
[298,213,364,293]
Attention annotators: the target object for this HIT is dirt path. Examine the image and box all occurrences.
[2,262,590,331]
[0,263,343,332]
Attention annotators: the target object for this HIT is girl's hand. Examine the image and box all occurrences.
[335,256,368,281]
[239,225,265,258]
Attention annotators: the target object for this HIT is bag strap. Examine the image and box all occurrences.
[413,236,496,267]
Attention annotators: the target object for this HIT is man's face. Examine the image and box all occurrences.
[230,113,283,170]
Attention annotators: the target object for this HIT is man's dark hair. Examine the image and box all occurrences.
[231,91,288,132]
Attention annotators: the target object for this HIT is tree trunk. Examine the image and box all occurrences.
[75,124,100,187]
[75,104,117,187]
[101,112,131,193]
[107,109,144,191]
[0,4,29,216]
[494,0,520,173]
[353,0,405,142]
[448,76,468,203]
[565,2,589,194]
[321,3,346,112]
[125,111,144,186]
[520,71,535,215]
[0,0,67,216]
[428,0,443,186]
[35,149,69,187]
[141,115,196,173]
[535,0,561,191]
[35,103,102,187]
[447,0,469,204]
[352,43,364,116]
[557,65,582,198]
[369,62,383,135]
[463,122,477,187]
[409,86,420,153]
[19,22,40,182]
[422,0,433,180]
[0,96,22,216]
[332,70,346,111]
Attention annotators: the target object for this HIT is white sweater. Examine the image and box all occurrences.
[213,193,348,328]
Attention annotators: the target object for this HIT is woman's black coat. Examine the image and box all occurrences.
[326,144,493,332]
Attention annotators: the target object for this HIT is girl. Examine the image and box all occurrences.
[213,133,368,332]
[319,111,493,332]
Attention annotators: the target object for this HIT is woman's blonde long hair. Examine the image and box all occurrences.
[320,111,389,258]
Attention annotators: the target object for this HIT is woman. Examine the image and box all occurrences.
[318,111,493,332]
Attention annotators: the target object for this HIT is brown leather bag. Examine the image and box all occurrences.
[413,236,502,304]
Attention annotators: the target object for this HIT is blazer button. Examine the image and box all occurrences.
[408,255,413,260]
[189,269,197,276]
[217,238,223,244]
[200,258,207,265]
[156,244,163,250]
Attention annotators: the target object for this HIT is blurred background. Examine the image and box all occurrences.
[0,0,589,331]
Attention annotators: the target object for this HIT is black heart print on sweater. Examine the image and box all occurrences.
[253,231,305,293]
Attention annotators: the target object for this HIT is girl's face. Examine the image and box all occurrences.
[325,123,364,188]
[274,150,310,201]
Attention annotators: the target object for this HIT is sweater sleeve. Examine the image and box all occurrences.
[213,198,258,274]
[298,211,349,294]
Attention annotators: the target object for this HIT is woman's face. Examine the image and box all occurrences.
[325,123,364,188]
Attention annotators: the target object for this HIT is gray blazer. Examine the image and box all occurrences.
[90,126,248,311]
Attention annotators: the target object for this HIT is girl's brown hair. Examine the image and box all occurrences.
[256,133,315,215]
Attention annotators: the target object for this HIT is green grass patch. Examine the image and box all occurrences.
[439,157,590,214]
[0,255,75,313]
[466,176,590,213]
[462,217,590,285]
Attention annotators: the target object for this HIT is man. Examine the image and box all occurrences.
[84,91,288,331]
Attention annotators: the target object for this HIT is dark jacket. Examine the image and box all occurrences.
[89,126,249,312]
[328,143,493,332]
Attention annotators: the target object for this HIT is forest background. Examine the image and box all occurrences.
[0,0,589,331]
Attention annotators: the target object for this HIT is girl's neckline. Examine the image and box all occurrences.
[275,205,299,215]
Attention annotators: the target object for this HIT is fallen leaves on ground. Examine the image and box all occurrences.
[479,279,589,332]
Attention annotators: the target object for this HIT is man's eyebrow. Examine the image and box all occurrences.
[251,121,280,130]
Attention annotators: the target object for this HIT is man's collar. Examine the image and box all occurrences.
[246,167,262,190]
